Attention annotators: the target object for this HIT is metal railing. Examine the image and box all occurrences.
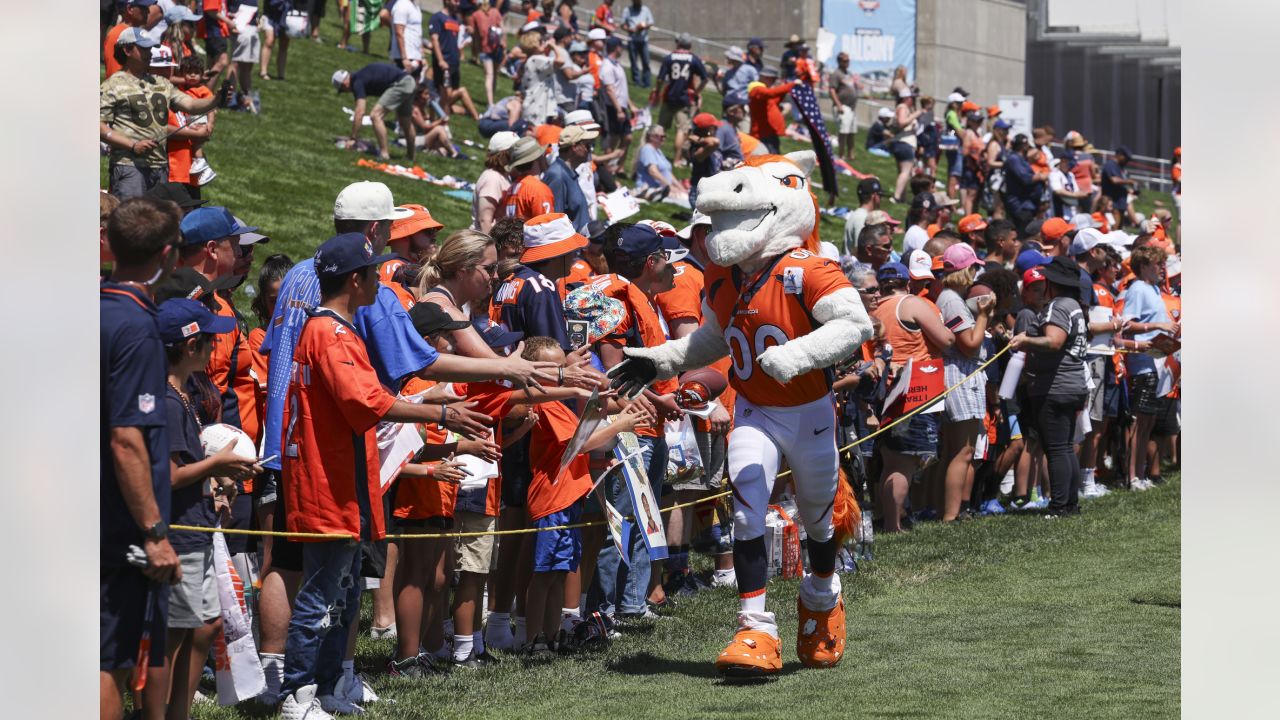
[1048,142,1173,192]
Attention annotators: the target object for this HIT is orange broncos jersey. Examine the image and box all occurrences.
[208,294,260,471]
[500,176,555,220]
[282,310,396,541]
[705,249,852,408]
[653,261,704,327]
[377,261,418,311]
[556,258,594,301]
[590,273,678,437]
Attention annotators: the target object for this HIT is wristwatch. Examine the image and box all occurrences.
[144,520,168,541]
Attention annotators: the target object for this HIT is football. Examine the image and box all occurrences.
[199,423,258,460]
[676,367,729,409]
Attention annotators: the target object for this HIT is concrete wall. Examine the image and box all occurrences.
[915,0,1027,102]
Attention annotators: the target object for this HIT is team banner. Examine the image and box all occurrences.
[817,0,917,90]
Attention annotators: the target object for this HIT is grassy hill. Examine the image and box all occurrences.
[102,13,1177,320]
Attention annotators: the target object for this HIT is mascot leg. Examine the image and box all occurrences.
[713,399,783,678]
[784,397,847,669]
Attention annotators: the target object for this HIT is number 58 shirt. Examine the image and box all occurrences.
[100,71,189,170]
[282,309,396,541]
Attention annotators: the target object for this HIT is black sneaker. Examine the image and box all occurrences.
[521,634,554,660]
[571,612,610,649]
[386,655,433,678]
[474,650,502,666]
[553,628,578,654]
[451,653,483,670]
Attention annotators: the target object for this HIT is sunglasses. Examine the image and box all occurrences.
[473,262,499,276]
[858,285,881,294]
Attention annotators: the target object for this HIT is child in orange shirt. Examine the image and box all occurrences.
[520,336,654,657]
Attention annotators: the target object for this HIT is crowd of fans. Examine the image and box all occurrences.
[101,2,1182,719]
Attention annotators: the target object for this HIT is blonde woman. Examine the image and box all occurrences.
[934,243,995,522]
[417,229,504,358]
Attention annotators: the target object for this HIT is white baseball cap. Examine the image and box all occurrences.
[1069,213,1100,230]
[332,69,350,92]
[333,181,413,222]
[1069,227,1104,256]
[947,92,966,104]
[1103,230,1136,248]
[906,249,934,280]
[676,210,711,240]
[877,107,893,119]
[488,131,520,153]
[587,28,607,41]
[564,109,594,126]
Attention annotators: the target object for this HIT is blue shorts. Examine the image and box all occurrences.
[101,563,168,670]
[533,501,583,573]
[946,148,963,177]
[882,411,940,460]
[961,166,981,190]
[890,141,916,163]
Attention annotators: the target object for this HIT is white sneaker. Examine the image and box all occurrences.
[369,623,397,641]
[1080,482,1108,499]
[280,685,334,720]
[1130,477,1152,491]
[711,569,737,589]
[999,470,1015,496]
[317,691,364,715]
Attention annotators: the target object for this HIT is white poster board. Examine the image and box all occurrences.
[998,95,1035,138]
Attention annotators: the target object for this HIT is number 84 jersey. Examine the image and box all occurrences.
[704,249,853,408]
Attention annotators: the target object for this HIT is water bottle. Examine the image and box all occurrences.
[243,283,257,299]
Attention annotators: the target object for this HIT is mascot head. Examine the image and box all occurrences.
[694,150,821,268]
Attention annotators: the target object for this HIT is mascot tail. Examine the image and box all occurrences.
[831,467,861,545]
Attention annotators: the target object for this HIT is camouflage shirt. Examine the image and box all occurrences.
[100,71,189,169]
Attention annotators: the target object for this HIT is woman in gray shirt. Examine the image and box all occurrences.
[1011,257,1090,517]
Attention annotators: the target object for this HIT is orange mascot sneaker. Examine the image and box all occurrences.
[714,628,783,678]
[796,593,846,668]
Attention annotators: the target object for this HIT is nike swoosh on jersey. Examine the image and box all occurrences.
[813,426,830,435]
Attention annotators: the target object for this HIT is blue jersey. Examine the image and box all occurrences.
[259,258,439,470]
[101,283,170,559]
[657,51,706,108]
[490,264,570,350]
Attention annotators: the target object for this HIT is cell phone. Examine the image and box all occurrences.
[567,319,589,350]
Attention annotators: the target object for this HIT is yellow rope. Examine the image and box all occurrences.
[171,345,1013,540]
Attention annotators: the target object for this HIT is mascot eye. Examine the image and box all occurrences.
[776,174,806,189]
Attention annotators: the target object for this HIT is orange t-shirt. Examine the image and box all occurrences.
[167,86,214,185]
[590,271,679,401]
[588,51,602,89]
[499,176,556,220]
[282,311,397,540]
[556,258,594,301]
[653,261,704,327]
[207,294,260,467]
[704,249,852,408]
[248,326,269,442]
[377,262,418,311]
[526,400,592,522]
[104,23,129,78]
[870,293,945,365]
[197,0,230,40]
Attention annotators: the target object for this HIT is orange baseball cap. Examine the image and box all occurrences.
[930,255,946,272]
[987,105,1002,118]
[957,214,988,234]
[390,204,444,240]
[1041,217,1073,242]
[960,100,979,114]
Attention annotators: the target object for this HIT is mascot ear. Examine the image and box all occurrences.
[784,150,817,177]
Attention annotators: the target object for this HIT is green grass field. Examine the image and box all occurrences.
[107,17,1180,719]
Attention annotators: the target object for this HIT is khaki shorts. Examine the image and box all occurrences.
[168,548,220,629]
[659,104,691,135]
[453,511,497,574]
[377,74,418,116]
[838,105,858,135]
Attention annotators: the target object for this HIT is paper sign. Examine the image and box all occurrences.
[613,428,668,561]
[599,187,641,222]
[554,389,604,484]
[376,422,424,489]
[883,358,946,421]
[1087,306,1116,354]
[602,498,629,564]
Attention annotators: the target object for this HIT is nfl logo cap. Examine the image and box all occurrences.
[313,232,395,280]
[157,298,236,345]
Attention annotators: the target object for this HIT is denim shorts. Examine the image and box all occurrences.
[1129,372,1162,415]
[532,501,583,573]
[882,411,940,459]
[890,141,916,163]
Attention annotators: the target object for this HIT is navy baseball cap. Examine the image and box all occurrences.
[876,262,910,283]
[180,206,258,246]
[472,317,524,350]
[1115,145,1132,158]
[157,298,236,345]
[910,192,936,212]
[857,177,883,199]
[313,232,394,280]
[1015,249,1051,275]
[127,0,158,6]
[994,118,1013,130]
[747,37,764,49]
[615,224,688,262]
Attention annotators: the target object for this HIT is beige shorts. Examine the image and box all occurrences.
[168,548,220,629]
[453,511,497,574]
[659,104,692,135]
[838,105,858,135]
[377,74,418,116]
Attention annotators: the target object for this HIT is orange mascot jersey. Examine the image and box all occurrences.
[282,310,396,541]
[705,249,852,408]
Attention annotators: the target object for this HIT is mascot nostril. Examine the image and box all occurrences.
[610,148,875,678]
